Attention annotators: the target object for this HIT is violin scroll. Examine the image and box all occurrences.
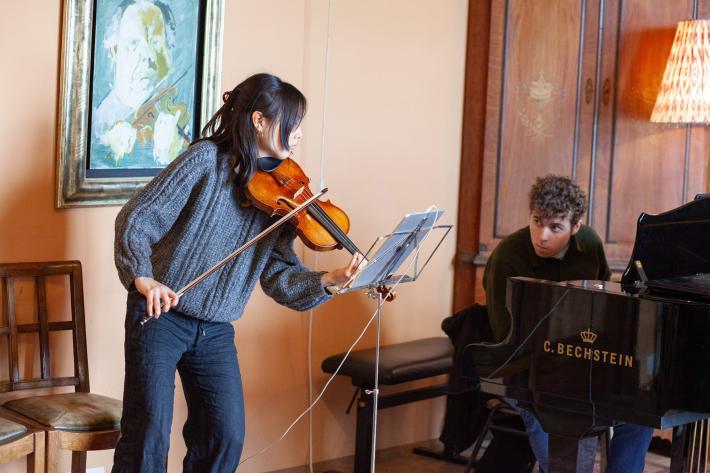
[377,284,396,302]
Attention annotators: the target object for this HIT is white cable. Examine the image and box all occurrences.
[317,0,333,193]
[239,286,383,467]
[238,205,440,467]
[307,274,316,473]
[308,1,333,471]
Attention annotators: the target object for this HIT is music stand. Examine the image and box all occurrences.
[334,209,452,473]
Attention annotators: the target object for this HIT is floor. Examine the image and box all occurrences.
[269,439,673,473]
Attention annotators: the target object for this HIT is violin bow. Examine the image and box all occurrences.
[140,188,329,325]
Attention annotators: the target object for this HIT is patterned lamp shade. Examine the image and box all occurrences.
[651,19,710,123]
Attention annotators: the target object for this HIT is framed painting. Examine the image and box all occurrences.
[56,0,224,208]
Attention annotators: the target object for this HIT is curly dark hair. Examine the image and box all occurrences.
[528,175,587,224]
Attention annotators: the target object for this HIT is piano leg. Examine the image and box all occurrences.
[671,420,710,473]
[670,424,687,473]
[548,434,597,473]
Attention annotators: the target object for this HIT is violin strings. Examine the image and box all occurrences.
[304,202,350,248]
[308,203,359,253]
[272,170,360,254]
[308,202,359,253]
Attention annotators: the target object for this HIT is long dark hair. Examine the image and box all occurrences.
[201,73,307,187]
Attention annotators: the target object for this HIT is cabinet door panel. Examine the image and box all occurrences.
[458,0,710,308]
[592,0,710,268]
[480,0,597,259]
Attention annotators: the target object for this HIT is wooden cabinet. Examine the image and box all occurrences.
[454,0,710,310]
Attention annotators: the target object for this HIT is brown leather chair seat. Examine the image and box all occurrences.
[0,416,28,443]
[5,393,122,432]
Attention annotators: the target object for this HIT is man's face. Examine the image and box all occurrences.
[528,210,581,258]
[114,3,169,108]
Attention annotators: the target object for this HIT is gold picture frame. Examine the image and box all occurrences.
[56,0,224,208]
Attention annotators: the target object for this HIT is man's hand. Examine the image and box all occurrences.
[134,277,180,319]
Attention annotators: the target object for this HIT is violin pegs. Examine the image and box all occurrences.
[376,284,396,302]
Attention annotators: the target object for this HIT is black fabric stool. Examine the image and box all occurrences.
[321,337,454,473]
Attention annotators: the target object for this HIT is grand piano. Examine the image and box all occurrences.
[476,196,710,472]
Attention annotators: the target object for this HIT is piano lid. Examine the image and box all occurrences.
[621,195,710,290]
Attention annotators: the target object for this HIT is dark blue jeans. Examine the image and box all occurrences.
[112,291,245,473]
[518,408,653,473]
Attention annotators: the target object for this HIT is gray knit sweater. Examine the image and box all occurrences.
[114,140,330,322]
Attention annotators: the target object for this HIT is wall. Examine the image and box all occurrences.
[0,0,468,471]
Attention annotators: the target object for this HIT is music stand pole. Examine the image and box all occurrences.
[335,210,451,473]
[367,226,420,473]
[367,291,384,473]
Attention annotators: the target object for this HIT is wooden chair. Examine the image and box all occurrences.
[0,407,44,472]
[0,261,121,473]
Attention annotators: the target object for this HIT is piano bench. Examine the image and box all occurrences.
[321,337,454,473]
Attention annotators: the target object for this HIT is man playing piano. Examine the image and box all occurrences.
[483,175,653,473]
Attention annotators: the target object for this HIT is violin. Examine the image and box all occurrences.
[141,155,393,326]
[132,84,191,145]
[245,156,361,254]
[245,156,395,301]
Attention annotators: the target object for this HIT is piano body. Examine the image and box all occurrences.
[477,196,710,472]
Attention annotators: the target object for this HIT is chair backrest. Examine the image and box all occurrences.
[0,261,89,394]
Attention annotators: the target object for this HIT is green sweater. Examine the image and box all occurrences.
[483,225,610,342]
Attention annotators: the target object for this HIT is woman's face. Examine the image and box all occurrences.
[255,116,302,159]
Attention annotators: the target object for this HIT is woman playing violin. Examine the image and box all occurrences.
[112,73,361,473]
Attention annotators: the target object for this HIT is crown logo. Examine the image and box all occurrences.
[580,329,597,344]
[529,72,554,102]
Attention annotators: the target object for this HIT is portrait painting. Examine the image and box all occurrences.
[88,0,200,173]
[56,0,224,207]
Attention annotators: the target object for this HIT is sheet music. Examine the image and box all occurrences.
[343,209,443,291]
